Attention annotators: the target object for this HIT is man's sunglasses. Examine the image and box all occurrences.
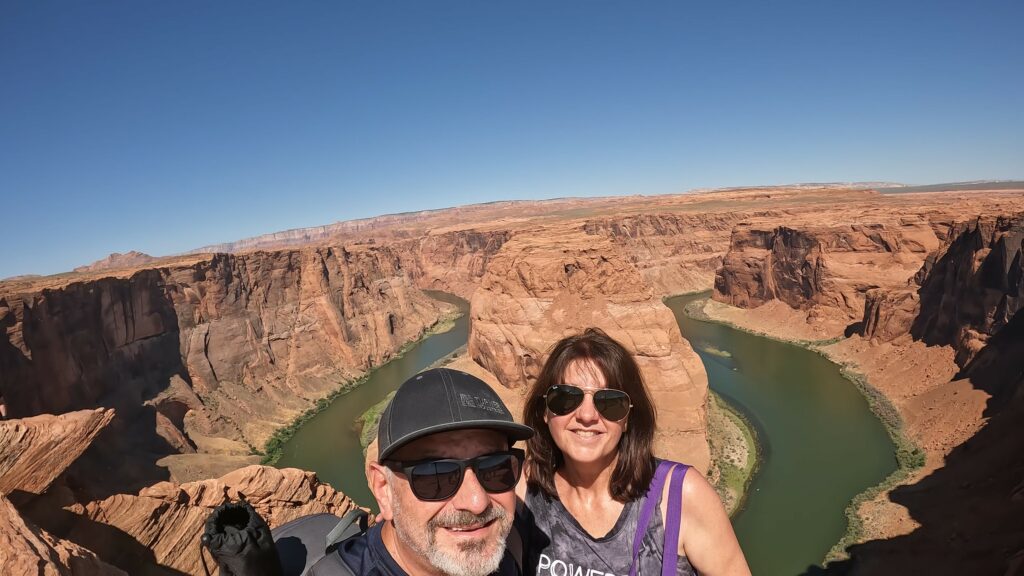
[383,449,524,501]
[544,384,632,421]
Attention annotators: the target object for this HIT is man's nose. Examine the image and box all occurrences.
[449,468,490,514]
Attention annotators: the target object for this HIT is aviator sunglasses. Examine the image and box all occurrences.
[383,448,525,501]
[544,384,633,421]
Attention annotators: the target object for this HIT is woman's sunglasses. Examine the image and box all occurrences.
[383,449,524,501]
[544,384,633,422]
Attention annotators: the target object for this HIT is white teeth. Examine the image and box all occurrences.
[573,430,600,438]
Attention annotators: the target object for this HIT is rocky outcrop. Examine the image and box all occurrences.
[813,213,1024,573]
[0,246,453,496]
[42,465,359,576]
[910,214,1024,368]
[0,409,115,496]
[73,252,156,274]
[714,218,940,335]
[0,494,126,576]
[583,213,751,297]
[468,229,711,471]
[404,228,514,299]
[861,288,920,342]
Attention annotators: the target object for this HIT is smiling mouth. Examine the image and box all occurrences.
[442,519,495,533]
[571,430,602,438]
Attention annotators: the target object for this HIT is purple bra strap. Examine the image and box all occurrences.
[662,464,689,576]
[629,460,673,576]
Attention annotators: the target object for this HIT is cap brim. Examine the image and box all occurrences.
[378,420,535,461]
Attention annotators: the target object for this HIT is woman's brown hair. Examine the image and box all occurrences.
[523,327,657,502]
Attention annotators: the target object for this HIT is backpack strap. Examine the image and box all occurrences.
[662,464,689,576]
[325,509,370,552]
[629,460,674,576]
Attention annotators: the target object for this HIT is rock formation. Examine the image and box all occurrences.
[0,495,127,576]
[51,465,359,576]
[861,288,920,343]
[703,206,1024,574]
[0,409,115,496]
[910,214,1024,367]
[583,212,755,297]
[0,246,453,495]
[73,251,156,274]
[714,217,940,336]
[469,228,711,471]
[403,227,514,299]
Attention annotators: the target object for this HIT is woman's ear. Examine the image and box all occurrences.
[368,462,395,521]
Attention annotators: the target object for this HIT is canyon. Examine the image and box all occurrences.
[1,185,1023,574]
[707,206,1024,574]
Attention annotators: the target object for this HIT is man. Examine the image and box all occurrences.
[277,367,534,576]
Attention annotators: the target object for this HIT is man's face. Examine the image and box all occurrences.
[370,429,516,576]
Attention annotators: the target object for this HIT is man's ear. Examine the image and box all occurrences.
[369,462,395,521]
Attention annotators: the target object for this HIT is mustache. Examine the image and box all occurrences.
[429,505,507,530]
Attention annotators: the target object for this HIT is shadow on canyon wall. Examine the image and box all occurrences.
[0,274,191,500]
[808,220,1024,576]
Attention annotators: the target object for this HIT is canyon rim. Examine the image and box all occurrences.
[2,184,1024,574]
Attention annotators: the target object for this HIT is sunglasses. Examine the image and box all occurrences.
[544,384,633,421]
[384,449,524,501]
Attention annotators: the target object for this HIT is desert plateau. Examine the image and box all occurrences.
[1,184,1023,574]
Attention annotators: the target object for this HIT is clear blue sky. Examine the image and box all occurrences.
[2,1,1021,278]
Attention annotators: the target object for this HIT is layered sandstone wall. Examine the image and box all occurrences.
[909,214,1024,367]
[582,213,750,296]
[59,466,359,575]
[402,228,514,299]
[468,229,711,471]
[699,209,1024,573]
[0,402,356,575]
[0,409,115,496]
[0,246,453,493]
[713,217,940,336]
[0,495,127,576]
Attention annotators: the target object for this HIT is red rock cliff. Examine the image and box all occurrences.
[582,212,752,296]
[468,228,711,471]
[401,227,514,299]
[0,246,453,494]
[713,218,940,335]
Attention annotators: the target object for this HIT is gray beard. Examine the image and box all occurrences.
[389,482,511,576]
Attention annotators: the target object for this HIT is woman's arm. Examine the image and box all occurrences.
[674,470,751,576]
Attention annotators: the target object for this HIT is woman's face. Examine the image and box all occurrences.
[545,359,625,468]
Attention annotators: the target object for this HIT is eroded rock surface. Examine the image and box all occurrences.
[469,229,710,471]
[0,247,453,496]
[61,465,359,576]
[73,251,156,274]
[583,212,755,296]
[0,494,126,576]
[0,409,114,496]
[714,217,940,337]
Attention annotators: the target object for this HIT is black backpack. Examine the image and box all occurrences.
[272,509,370,576]
[201,497,368,576]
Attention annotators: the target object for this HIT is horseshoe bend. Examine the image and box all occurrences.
[2,185,1024,574]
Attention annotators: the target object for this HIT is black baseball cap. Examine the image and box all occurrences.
[377,368,534,461]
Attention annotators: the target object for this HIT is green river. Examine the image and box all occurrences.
[276,291,897,575]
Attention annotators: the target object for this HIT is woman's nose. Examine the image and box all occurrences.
[574,393,600,423]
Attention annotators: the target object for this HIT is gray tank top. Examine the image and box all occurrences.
[521,485,696,576]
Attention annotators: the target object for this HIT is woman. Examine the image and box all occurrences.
[517,328,749,576]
